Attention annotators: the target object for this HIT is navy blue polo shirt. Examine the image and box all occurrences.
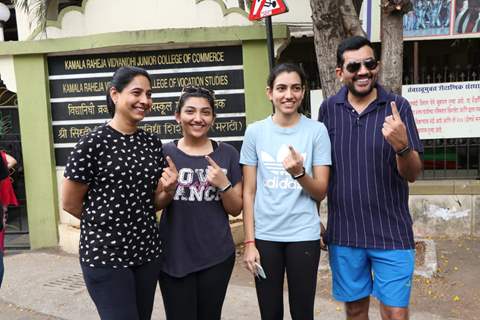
[318,84,423,250]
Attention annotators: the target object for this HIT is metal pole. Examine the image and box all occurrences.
[265,16,275,71]
[265,16,275,113]
[413,41,419,84]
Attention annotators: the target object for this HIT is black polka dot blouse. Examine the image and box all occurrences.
[64,124,164,268]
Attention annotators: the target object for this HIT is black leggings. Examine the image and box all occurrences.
[81,258,161,320]
[255,239,321,320]
[158,253,235,320]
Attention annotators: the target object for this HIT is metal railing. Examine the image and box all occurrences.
[403,64,480,84]
[421,138,480,180]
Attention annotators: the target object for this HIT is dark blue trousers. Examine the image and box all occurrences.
[255,239,321,320]
[158,253,235,320]
[81,258,161,320]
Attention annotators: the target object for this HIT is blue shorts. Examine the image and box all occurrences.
[329,245,415,308]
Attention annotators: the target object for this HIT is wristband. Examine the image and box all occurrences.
[244,240,255,245]
[219,182,232,193]
[292,167,306,180]
[396,145,411,157]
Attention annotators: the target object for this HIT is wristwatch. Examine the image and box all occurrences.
[292,167,306,180]
[219,182,233,193]
[396,145,411,157]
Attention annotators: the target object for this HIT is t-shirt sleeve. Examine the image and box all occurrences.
[154,134,167,170]
[239,124,257,166]
[318,100,327,123]
[398,97,424,153]
[227,145,242,186]
[313,123,332,166]
[64,135,99,184]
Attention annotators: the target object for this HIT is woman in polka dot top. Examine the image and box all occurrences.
[61,66,176,320]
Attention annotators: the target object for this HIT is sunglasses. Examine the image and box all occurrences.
[344,58,378,73]
[181,86,215,99]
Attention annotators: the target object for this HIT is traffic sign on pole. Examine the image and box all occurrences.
[248,0,288,21]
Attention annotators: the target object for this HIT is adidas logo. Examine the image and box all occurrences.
[264,176,300,189]
[261,145,306,190]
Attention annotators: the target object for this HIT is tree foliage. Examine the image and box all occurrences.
[12,0,48,33]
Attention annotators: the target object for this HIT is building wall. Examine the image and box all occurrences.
[4,0,291,250]
[1,24,286,250]
[6,0,480,251]
[0,56,16,92]
[17,0,330,41]
[13,54,59,249]
[409,181,480,238]
[18,0,254,40]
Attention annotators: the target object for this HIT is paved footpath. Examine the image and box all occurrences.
[0,249,452,320]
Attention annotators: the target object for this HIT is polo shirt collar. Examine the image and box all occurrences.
[334,83,390,116]
[375,83,391,104]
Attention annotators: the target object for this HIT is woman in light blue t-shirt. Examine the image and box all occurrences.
[240,63,331,320]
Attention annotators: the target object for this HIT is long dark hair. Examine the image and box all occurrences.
[267,62,307,89]
[106,66,152,117]
[267,63,308,114]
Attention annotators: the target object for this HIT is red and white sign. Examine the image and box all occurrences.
[248,0,289,21]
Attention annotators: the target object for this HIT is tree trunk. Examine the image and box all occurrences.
[379,1,410,94]
[310,0,345,98]
[352,0,363,16]
[238,0,245,10]
[339,0,366,37]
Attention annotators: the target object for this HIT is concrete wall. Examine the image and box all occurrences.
[409,180,480,238]
[19,0,255,40]
[18,0,365,41]
[318,180,480,240]
[0,24,285,250]
[13,54,60,249]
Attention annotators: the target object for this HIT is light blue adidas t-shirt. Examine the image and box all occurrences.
[240,115,331,242]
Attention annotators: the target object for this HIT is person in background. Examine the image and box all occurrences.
[61,66,176,320]
[157,86,243,320]
[241,63,331,320]
[319,36,423,320]
[0,150,19,287]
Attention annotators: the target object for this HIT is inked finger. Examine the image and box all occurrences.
[391,101,400,120]
[205,155,220,168]
[166,156,177,171]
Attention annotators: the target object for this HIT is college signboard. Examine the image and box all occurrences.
[403,81,480,139]
[48,46,246,166]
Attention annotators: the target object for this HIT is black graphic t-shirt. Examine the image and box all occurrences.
[159,141,242,277]
[64,124,164,268]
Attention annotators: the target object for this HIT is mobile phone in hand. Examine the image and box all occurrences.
[254,262,266,279]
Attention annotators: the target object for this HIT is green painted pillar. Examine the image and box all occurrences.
[13,54,59,249]
[242,40,272,124]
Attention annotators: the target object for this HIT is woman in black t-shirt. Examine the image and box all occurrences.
[61,67,177,320]
[156,86,243,320]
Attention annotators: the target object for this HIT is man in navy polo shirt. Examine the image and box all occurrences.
[319,36,423,320]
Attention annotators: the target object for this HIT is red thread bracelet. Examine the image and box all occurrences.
[244,240,255,245]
